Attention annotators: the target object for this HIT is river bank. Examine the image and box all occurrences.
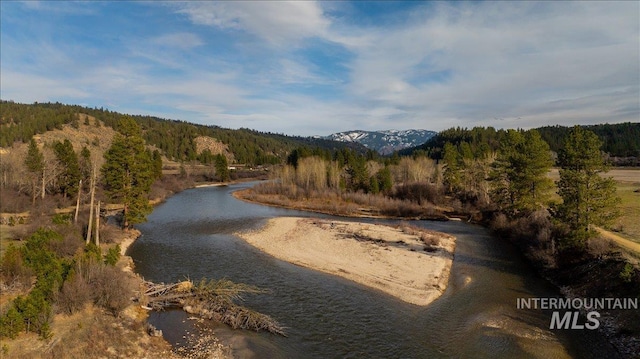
[234,184,639,357]
[237,217,455,306]
[115,197,232,358]
[232,188,451,220]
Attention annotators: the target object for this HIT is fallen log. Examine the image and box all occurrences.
[138,278,286,336]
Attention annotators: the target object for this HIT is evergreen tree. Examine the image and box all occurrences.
[369,175,380,194]
[214,154,230,182]
[377,167,393,194]
[53,139,81,198]
[152,149,163,180]
[442,142,461,193]
[346,155,369,192]
[25,138,44,204]
[489,129,553,215]
[555,126,621,246]
[102,117,154,229]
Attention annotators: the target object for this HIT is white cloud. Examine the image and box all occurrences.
[1,1,637,136]
[172,2,330,46]
[335,1,639,131]
[0,72,89,102]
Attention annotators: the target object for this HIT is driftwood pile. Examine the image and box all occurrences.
[139,278,286,336]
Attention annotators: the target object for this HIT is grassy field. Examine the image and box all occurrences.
[547,168,640,243]
[614,182,640,243]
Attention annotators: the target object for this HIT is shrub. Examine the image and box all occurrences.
[84,242,102,263]
[21,229,67,298]
[620,263,635,283]
[104,245,121,266]
[392,183,443,205]
[49,224,84,257]
[90,265,133,316]
[587,237,613,258]
[12,287,53,338]
[490,212,509,231]
[0,305,25,339]
[52,213,72,225]
[421,233,440,247]
[0,244,34,289]
[56,271,91,315]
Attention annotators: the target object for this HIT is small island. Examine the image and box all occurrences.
[237,217,456,306]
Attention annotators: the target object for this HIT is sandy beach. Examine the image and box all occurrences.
[237,217,456,306]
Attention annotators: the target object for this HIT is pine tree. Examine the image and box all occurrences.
[79,147,92,181]
[214,154,230,182]
[152,149,163,180]
[442,142,461,193]
[489,129,553,215]
[377,167,393,194]
[346,155,369,192]
[53,139,81,199]
[25,138,44,204]
[102,117,154,229]
[555,126,621,246]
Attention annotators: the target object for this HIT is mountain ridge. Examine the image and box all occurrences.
[324,129,437,155]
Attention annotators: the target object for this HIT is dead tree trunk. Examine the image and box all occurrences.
[31,178,37,205]
[74,179,82,224]
[95,200,100,246]
[86,165,96,245]
[41,167,46,200]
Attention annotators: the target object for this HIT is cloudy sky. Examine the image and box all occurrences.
[1,1,638,136]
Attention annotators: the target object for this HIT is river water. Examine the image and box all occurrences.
[128,183,618,358]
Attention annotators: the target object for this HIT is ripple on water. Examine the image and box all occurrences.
[132,184,616,359]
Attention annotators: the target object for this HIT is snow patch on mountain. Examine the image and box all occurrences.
[324,129,436,155]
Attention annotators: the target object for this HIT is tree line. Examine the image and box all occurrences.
[440,126,620,248]
[263,126,620,252]
[404,123,640,165]
[1,100,366,165]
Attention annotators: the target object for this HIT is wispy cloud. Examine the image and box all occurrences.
[0,1,637,136]
[171,2,330,46]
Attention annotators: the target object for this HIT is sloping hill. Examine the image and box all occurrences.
[1,100,364,165]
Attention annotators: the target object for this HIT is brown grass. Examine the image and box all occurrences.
[613,182,640,243]
[241,183,447,220]
[0,304,184,359]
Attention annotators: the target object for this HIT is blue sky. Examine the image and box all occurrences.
[1,1,638,136]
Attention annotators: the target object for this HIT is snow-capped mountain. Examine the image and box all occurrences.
[324,129,437,155]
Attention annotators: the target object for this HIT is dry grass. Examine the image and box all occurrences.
[547,168,640,243]
[0,225,26,258]
[612,182,640,243]
[241,183,447,220]
[0,305,184,359]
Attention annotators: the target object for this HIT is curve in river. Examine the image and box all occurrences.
[128,183,618,358]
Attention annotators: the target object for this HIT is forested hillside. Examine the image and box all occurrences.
[403,123,640,165]
[536,123,640,157]
[0,100,365,165]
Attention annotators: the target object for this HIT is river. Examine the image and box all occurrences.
[128,182,618,358]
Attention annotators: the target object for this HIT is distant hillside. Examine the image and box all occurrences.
[536,123,640,158]
[324,129,437,155]
[401,123,640,166]
[0,100,365,165]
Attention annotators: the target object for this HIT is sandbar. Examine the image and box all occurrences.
[236,217,456,306]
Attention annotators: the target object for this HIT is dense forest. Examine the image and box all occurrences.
[402,123,640,165]
[536,123,640,157]
[0,100,366,165]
